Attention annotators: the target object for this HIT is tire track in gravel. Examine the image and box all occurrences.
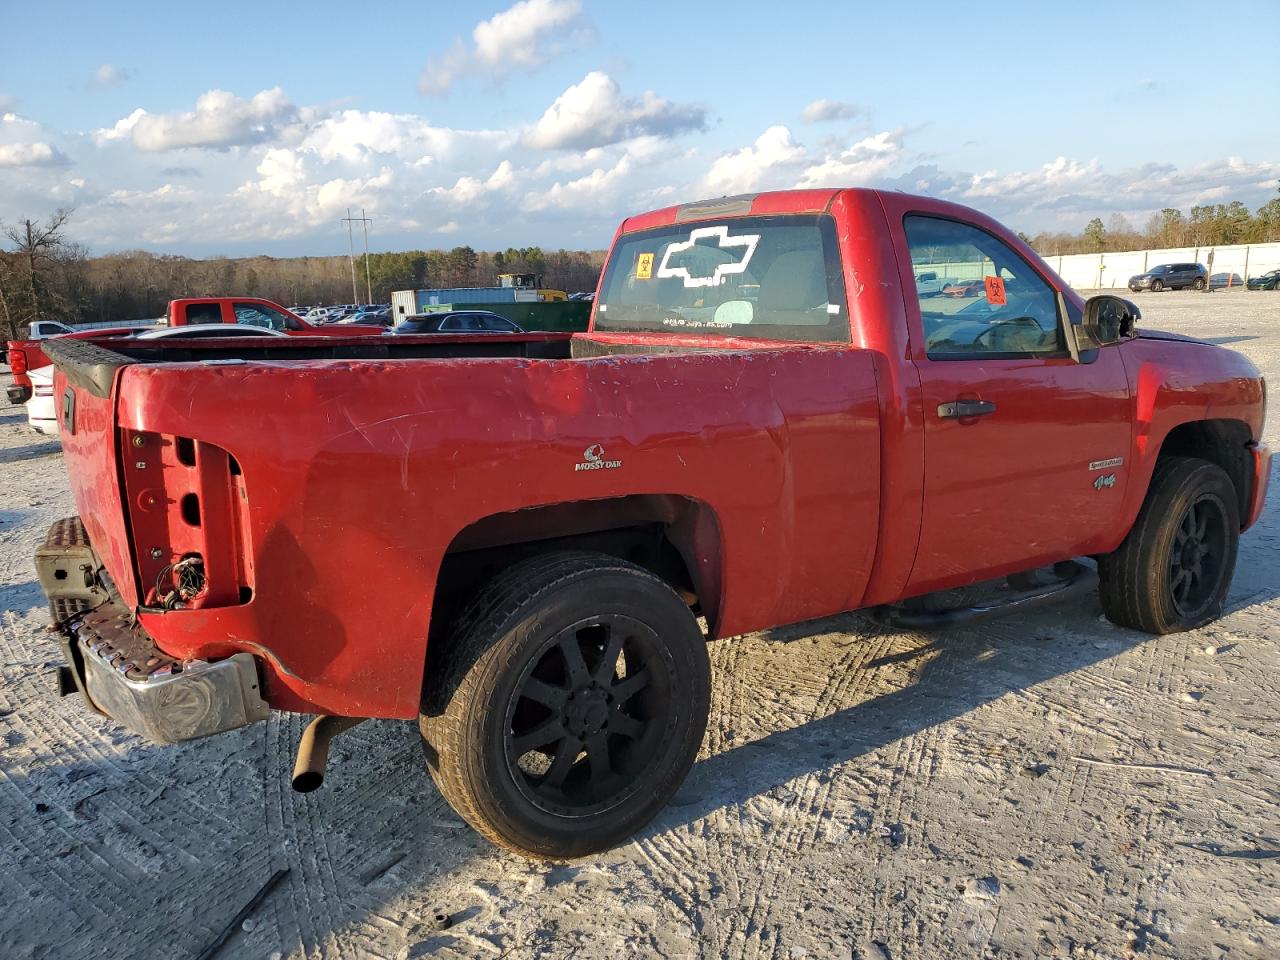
[648,621,903,959]
[0,610,279,960]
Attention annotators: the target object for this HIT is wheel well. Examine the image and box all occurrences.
[429,495,723,644]
[1156,419,1253,516]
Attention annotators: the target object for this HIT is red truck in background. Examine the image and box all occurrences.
[5,297,379,403]
[37,188,1270,860]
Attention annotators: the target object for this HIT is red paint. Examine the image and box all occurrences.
[47,189,1270,721]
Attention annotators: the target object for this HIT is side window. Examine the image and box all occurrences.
[233,303,288,331]
[904,216,1064,359]
[185,302,223,324]
[480,315,517,331]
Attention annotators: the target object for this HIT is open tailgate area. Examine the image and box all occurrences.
[44,337,141,609]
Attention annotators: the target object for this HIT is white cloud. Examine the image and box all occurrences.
[524,71,706,150]
[92,64,130,90]
[95,88,301,151]
[419,0,588,96]
[524,155,633,212]
[300,109,506,165]
[796,130,905,187]
[435,220,459,234]
[701,125,805,195]
[0,141,69,167]
[428,160,518,205]
[802,99,859,123]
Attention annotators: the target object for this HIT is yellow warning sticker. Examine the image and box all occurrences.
[635,252,654,280]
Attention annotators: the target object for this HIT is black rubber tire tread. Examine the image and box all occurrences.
[419,550,710,859]
[1098,457,1239,634]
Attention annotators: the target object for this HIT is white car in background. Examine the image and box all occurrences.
[914,271,957,298]
[26,365,57,436]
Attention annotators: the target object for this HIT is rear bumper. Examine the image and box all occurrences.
[37,518,270,743]
[1244,442,1273,532]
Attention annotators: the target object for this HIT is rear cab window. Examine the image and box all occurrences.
[184,302,223,324]
[594,215,850,342]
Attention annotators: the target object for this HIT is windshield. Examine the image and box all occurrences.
[594,214,849,342]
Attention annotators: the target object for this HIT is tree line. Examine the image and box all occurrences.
[0,210,605,337]
[1023,184,1280,256]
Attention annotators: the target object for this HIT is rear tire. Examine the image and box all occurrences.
[1098,457,1239,634]
[420,551,710,859]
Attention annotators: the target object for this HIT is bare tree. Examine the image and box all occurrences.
[0,208,75,337]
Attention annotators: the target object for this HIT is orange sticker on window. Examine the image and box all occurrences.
[635,252,654,280]
[984,275,1006,305]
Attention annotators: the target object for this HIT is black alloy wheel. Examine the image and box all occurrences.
[1167,494,1230,620]
[505,613,676,817]
[420,551,710,858]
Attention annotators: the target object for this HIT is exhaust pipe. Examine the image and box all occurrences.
[291,715,365,792]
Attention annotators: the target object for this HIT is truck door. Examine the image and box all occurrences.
[896,213,1133,595]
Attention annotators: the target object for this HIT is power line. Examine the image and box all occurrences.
[340,208,373,305]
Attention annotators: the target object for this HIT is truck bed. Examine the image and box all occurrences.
[44,331,883,719]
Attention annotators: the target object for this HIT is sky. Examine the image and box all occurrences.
[1,0,1277,258]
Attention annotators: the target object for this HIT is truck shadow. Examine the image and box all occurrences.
[0,578,45,614]
[0,440,62,464]
[646,607,1155,839]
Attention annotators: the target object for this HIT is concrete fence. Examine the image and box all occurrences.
[1041,242,1280,291]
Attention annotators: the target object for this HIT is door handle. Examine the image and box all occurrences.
[938,399,996,419]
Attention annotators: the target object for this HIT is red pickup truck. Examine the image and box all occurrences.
[37,189,1270,859]
[5,297,378,403]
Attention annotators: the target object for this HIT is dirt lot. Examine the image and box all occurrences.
[1,290,1277,960]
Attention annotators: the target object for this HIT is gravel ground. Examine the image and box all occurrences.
[1,290,1278,960]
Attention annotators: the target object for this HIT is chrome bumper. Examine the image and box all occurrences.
[38,517,270,744]
[75,612,270,743]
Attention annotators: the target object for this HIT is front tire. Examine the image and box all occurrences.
[1193,277,1206,291]
[420,551,710,859]
[1151,279,1164,292]
[1098,457,1239,634]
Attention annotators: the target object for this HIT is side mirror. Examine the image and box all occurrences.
[1082,294,1139,346]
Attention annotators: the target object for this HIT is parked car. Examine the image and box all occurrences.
[391,310,525,334]
[914,271,953,297]
[25,364,56,435]
[943,278,986,298]
[133,324,290,341]
[28,320,74,340]
[1128,263,1207,292]
[35,187,1270,861]
[1209,272,1245,290]
[24,326,288,435]
[568,292,596,301]
[340,306,393,326]
[1245,268,1280,291]
[6,297,380,404]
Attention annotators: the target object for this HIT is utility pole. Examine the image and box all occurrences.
[341,208,359,305]
[361,208,373,304]
[341,208,374,305]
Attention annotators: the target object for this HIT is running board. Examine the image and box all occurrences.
[870,561,1098,630]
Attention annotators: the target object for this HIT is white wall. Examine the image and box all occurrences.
[1040,242,1280,290]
